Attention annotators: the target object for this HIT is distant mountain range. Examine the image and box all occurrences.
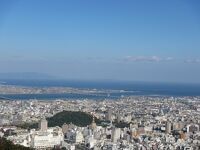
[0,72,55,80]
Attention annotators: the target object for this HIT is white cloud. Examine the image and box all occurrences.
[165,57,174,61]
[123,56,173,62]
[184,59,200,64]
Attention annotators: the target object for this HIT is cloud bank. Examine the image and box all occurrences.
[184,59,200,64]
[122,56,173,62]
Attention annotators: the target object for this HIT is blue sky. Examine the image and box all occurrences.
[0,0,200,83]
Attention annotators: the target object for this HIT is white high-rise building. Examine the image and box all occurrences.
[30,127,64,149]
[39,118,48,132]
[111,128,121,143]
[30,119,64,149]
[165,121,172,134]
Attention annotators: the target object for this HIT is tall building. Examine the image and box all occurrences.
[29,120,64,149]
[30,126,64,149]
[116,112,121,123]
[39,118,48,132]
[111,127,121,143]
[105,110,112,121]
[165,121,172,134]
[90,116,97,130]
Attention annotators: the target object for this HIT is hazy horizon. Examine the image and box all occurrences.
[1,72,200,85]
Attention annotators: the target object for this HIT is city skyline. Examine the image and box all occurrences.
[0,0,200,83]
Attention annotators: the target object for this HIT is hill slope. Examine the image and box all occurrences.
[47,111,95,127]
[20,111,101,129]
[0,137,33,150]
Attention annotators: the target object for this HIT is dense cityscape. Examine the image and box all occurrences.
[0,95,200,149]
[1,0,200,150]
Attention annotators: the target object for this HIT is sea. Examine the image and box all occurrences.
[0,79,200,100]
